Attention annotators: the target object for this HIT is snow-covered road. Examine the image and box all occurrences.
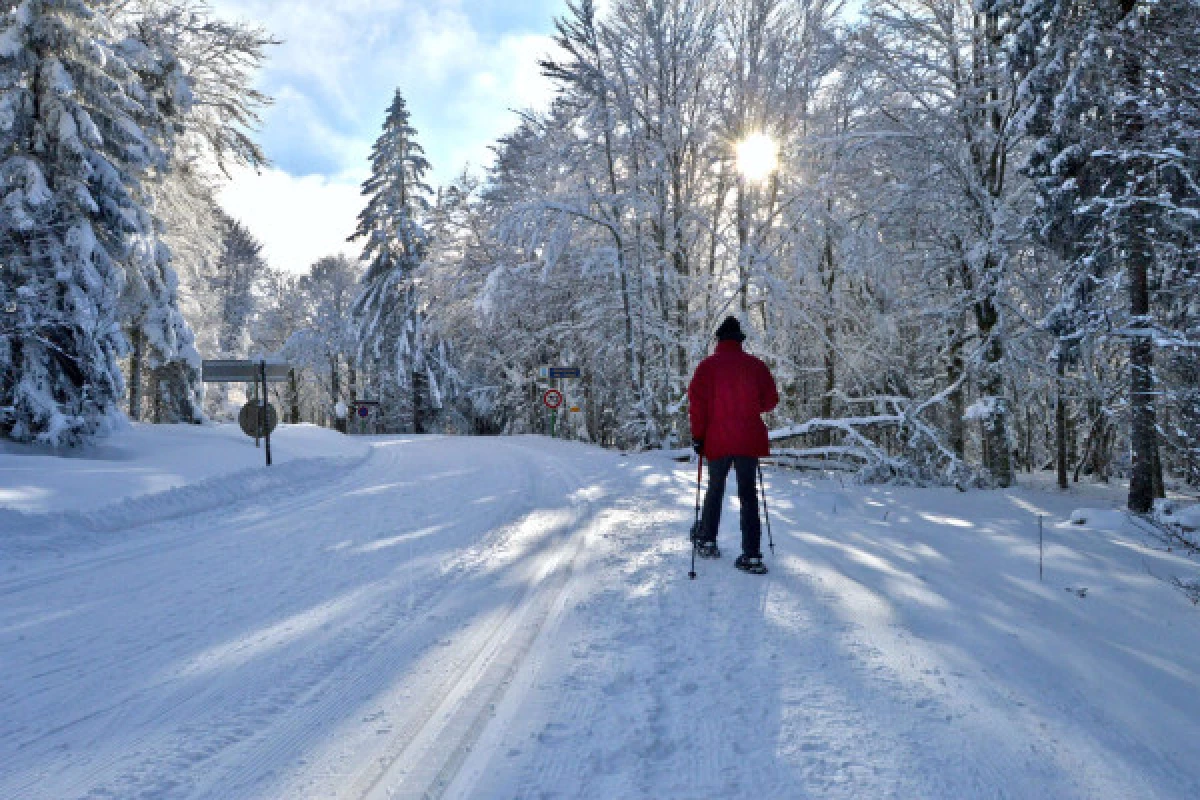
[2,435,1199,799]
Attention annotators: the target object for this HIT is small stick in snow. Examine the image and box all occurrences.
[1039,515,1044,582]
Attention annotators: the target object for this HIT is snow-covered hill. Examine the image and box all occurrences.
[1,432,1198,798]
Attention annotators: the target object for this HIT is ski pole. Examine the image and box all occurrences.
[690,455,703,580]
[758,461,774,555]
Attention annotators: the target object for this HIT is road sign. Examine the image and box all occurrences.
[548,367,581,379]
[206,360,287,466]
[202,359,291,383]
[357,406,370,418]
[569,406,581,413]
[239,401,278,437]
[543,389,564,409]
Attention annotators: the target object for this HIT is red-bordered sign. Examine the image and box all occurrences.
[543,389,564,409]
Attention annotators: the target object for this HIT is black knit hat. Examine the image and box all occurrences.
[715,316,746,342]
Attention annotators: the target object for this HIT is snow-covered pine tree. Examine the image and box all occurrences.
[116,25,205,424]
[0,0,166,444]
[350,89,432,434]
[211,214,263,358]
[115,1,275,425]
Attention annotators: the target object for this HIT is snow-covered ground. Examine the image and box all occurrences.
[0,423,368,564]
[2,430,1199,798]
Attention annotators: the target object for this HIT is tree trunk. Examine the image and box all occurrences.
[736,179,750,313]
[128,326,143,422]
[1056,348,1068,490]
[975,293,1013,487]
[331,356,345,433]
[1121,0,1157,512]
[288,368,300,424]
[347,362,357,434]
[946,329,966,459]
[820,209,836,448]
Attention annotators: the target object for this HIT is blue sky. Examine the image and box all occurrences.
[211,0,565,272]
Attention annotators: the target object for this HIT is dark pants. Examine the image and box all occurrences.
[699,456,761,557]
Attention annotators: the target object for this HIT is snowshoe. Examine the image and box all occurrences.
[695,540,721,559]
[735,554,767,575]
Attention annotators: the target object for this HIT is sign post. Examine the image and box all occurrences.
[538,367,578,439]
[259,361,273,466]
[349,400,380,434]
[202,358,291,466]
[543,388,564,438]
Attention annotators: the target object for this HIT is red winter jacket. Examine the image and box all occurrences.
[687,340,779,460]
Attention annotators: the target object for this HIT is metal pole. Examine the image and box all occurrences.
[261,360,272,467]
[758,462,775,555]
[252,375,260,448]
[690,456,703,580]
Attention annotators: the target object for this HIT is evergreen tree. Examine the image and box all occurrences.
[1014,0,1200,510]
[350,89,432,433]
[0,0,166,444]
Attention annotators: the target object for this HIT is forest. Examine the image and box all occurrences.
[2,0,1199,514]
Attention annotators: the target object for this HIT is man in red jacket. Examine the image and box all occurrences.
[688,316,780,574]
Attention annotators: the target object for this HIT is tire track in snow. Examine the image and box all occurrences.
[0,439,560,800]
[353,444,597,800]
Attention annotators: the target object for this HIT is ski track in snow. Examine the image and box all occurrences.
[2,436,1199,799]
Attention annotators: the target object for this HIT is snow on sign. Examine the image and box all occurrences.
[201,359,291,383]
[543,389,564,409]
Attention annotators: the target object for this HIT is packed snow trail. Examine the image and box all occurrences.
[2,435,1199,798]
[0,436,611,799]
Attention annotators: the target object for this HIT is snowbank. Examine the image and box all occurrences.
[0,424,370,561]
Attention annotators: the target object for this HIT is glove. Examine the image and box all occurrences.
[692,438,704,455]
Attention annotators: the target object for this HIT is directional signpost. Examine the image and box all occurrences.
[201,359,291,466]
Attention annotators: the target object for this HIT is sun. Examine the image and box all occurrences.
[735,133,778,182]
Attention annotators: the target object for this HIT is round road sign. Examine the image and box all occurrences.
[357,405,370,418]
[238,401,278,437]
[542,389,564,409]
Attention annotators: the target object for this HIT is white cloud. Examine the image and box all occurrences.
[205,1,562,274]
[217,167,364,274]
[209,0,557,183]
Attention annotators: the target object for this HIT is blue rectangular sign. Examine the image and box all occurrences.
[548,367,581,379]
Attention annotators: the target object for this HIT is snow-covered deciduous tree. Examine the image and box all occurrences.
[292,254,359,432]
